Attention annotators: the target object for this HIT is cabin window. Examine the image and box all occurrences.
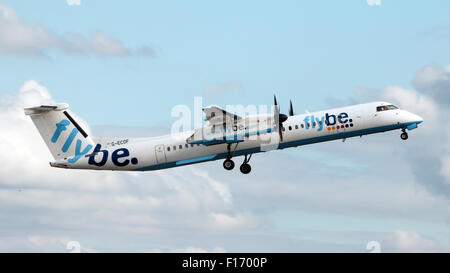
[289,126,292,131]
[191,144,194,147]
[313,122,316,127]
[185,144,189,148]
[282,127,285,131]
[167,147,170,152]
[301,124,304,128]
[295,125,298,129]
[179,145,182,149]
[173,146,176,150]
[318,121,322,125]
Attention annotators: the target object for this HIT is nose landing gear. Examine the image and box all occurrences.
[400,129,408,140]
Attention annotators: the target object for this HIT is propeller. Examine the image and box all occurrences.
[273,95,288,142]
[289,100,294,116]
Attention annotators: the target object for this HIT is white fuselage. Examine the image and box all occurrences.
[52,101,423,171]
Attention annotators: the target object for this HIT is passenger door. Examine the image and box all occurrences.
[155,144,167,164]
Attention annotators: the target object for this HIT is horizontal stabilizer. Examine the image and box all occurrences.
[24,103,69,115]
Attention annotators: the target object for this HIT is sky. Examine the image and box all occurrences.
[0,0,449,252]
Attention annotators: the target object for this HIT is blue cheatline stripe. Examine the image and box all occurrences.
[278,121,421,149]
[135,121,422,171]
[175,154,217,165]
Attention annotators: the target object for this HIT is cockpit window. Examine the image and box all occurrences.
[376,105,398,112]
[386,105,398,110]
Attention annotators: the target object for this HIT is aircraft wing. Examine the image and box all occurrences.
[203,105,242,125]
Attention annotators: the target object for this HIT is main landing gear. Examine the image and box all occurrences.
[223,159,235,170]
[222,143,252,174]
[239,154,252,174]
[400,129,408,140]
[223,143,236,171]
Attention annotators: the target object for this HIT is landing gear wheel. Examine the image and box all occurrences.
[401,132,408,140]
[240,163,251,174]
[223,159,235,170]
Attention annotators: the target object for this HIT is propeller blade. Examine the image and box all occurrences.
[289,100,294,116]
[273,94,286,142]
[279,124,283,142]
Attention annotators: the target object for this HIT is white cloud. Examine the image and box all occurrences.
[0,80,261,251]
[1,78,449,252]
[0,81,228,207]
[209,213,257,231]
[0,3,152,57]
[380,85,438,128]
[191,169,232,205]
[66,0,81,6]
[366,0,381,6]
[385,230,446,252]
[171,246,226,253]
[66,30,129,57]
[0,80,121,191]
[413,64,450,104]
[0,235,98,252]
[343,67,450,199]
[28,235,71,251]
[440,155,450,185]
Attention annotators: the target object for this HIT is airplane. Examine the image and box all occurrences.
[24,96,423,174]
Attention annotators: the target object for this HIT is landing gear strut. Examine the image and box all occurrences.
[400,129,408,140]
[240,154,252,174]
[223,143,237,171]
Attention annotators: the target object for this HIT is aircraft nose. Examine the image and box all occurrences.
[409,112,423,124]
[414,114,423,124]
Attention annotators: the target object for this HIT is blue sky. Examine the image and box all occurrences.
[2,0,450,126]
[0,0,450,252]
